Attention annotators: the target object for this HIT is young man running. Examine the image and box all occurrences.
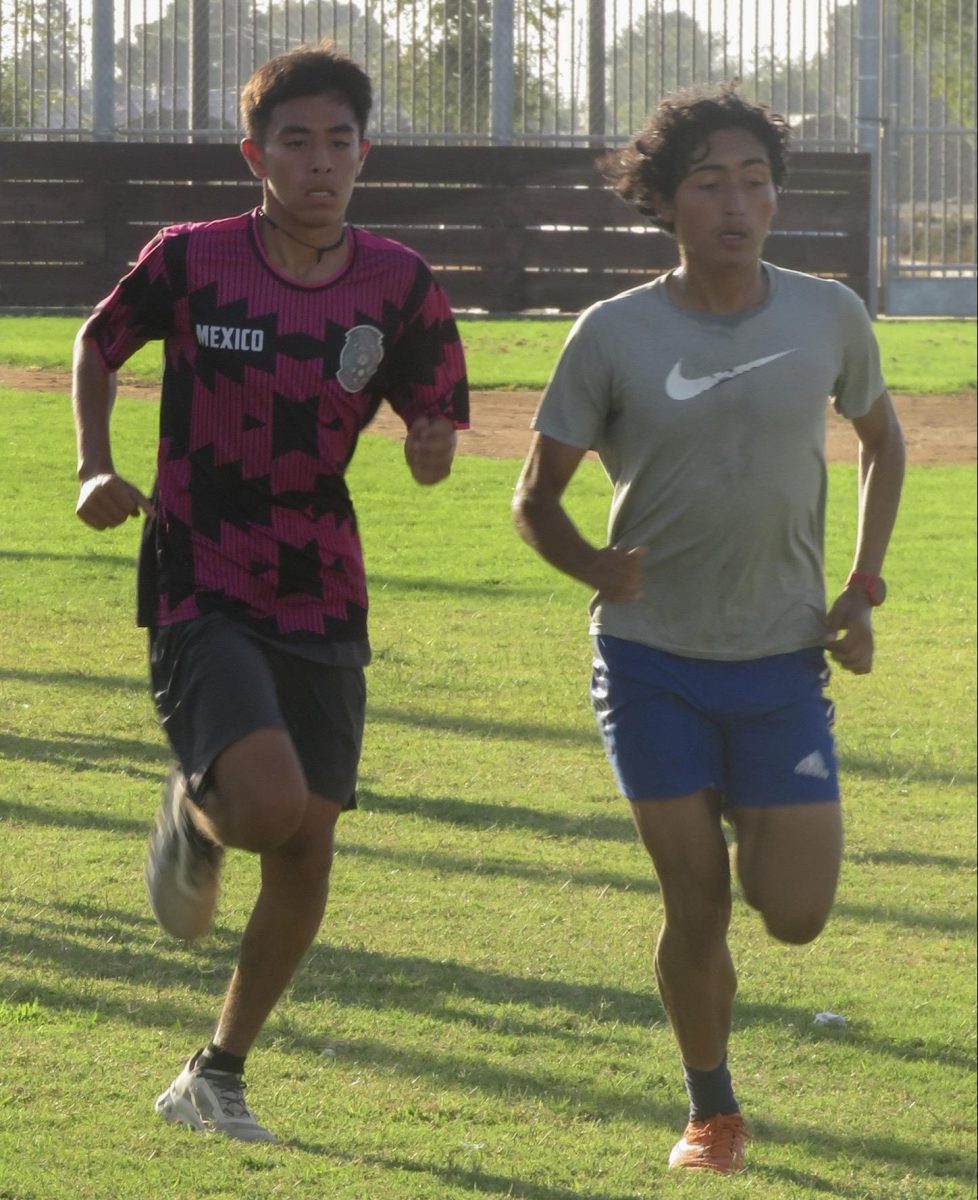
[73,43,468,1143]
[513,86,904,1174]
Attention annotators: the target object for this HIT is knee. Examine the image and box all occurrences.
[664,891,732,952]
[211,777,308,853]
[759,904,830,946]
[740,876,832,944]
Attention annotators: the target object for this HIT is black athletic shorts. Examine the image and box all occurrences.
[149,612,366,811]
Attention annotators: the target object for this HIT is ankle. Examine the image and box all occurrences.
[196,1042,247,1076]
[682,1054,739,1121]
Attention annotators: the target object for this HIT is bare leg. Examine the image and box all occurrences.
[192,727,342,1057]
[730,801,843,945]
[630,790,735,1070]
[214,792,340,1056]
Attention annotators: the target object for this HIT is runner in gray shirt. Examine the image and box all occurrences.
[513,85,905,1175]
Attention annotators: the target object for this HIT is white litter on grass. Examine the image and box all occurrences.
[814,1011,848,1027]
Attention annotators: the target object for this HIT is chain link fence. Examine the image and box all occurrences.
[1,0,974,312]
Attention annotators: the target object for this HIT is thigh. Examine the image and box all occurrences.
[150,613,287,803]
[723,648,839,808]
[630,790,733,936]
[731,802,843,943]
[592,636,724,801]
[266,649,366,812]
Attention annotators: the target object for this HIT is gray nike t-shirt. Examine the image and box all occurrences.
[532,264,885,660]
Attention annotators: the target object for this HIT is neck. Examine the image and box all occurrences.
[668,260,768,315]
[256,205,348,280]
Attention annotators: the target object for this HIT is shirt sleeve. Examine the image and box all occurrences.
[531,304,613,449]
[81,230,179,371]
[381,265,470,430]
[830,283,886,419]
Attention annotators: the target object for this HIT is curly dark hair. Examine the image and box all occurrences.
[240,41,373,144]
[600,85,790,233]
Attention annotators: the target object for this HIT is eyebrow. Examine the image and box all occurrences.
[275,122,357,137]
[688,157,771,175]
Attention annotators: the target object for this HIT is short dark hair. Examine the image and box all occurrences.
[240,41,373,144]
[600,85,790,233]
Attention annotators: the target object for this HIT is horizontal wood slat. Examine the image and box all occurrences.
[0,142,871,311]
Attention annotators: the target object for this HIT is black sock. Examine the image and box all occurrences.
[682,1055,739,1121]
[196,1042,246,1076]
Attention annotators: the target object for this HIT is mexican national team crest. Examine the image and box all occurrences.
[337,324,384,393]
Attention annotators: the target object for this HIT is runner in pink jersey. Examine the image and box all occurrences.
[72,42,468,1143]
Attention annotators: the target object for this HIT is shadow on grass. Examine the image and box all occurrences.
[359,788,634,844]
[287,1146,651,1200]
[368,704,597,748]
[832,897,974,934]
[371,571,549,599]
[3,915,975,1183]
[0,795,148,836]
[847,846,976,871]
[4,901,973,1077]
[1,789,970,936]
[0,666,146,692]
[749,1115,976,1191]
[0,547,136,568]
[840,750,976,787]
[0,729,166,782]
[282,1025,974,1184]
[343,839,657,897]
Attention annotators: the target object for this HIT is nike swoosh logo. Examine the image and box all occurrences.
[665,349,797,401]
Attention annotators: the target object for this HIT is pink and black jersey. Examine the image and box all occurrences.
[84,210,469,644]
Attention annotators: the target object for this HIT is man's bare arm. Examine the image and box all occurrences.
[72,329,154,530]
[513,432,645,603]
[825,390,905,674]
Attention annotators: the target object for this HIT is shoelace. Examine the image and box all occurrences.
[213,1079,252,1119]
[693,1116,742,1154]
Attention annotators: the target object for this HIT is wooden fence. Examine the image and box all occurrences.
[0,142,871,314]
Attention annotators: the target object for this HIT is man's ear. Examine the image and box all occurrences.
[649,189,673,224]
[240,138,267,180]
[356,139,371,176]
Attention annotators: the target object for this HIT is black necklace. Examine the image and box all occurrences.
[258,208,346,262]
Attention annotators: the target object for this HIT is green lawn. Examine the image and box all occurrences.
[0,313,975,393]
[0,386,974,1199]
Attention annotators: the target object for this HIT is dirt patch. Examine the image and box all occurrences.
[375,388,977,467]
[2,366,974,466]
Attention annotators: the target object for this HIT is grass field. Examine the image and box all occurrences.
[0,314,975,393]
[0,323,975,1199]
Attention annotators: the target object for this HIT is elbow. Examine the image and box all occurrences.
[511,479,530,533]
[862,416,906,481]
[512,480,543,545]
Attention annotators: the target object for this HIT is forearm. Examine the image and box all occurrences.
[853,419,905,575]
[513,488,600,588]
[72,332,118,480]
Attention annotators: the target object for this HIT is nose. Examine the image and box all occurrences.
[310,146,332,175]
[724,182,746,213]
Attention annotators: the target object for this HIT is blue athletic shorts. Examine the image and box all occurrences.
[590,635,839,808]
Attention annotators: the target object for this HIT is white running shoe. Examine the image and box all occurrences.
[155,1056,278,1143]
[145,766,223,941]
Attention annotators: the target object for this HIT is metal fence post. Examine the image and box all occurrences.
[589,0,606,143]
[92,0,114,141]
[855,0,882,315]
[191,0,211,142]
[491,0,515,144]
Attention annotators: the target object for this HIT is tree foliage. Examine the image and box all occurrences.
[899,0,975,127]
